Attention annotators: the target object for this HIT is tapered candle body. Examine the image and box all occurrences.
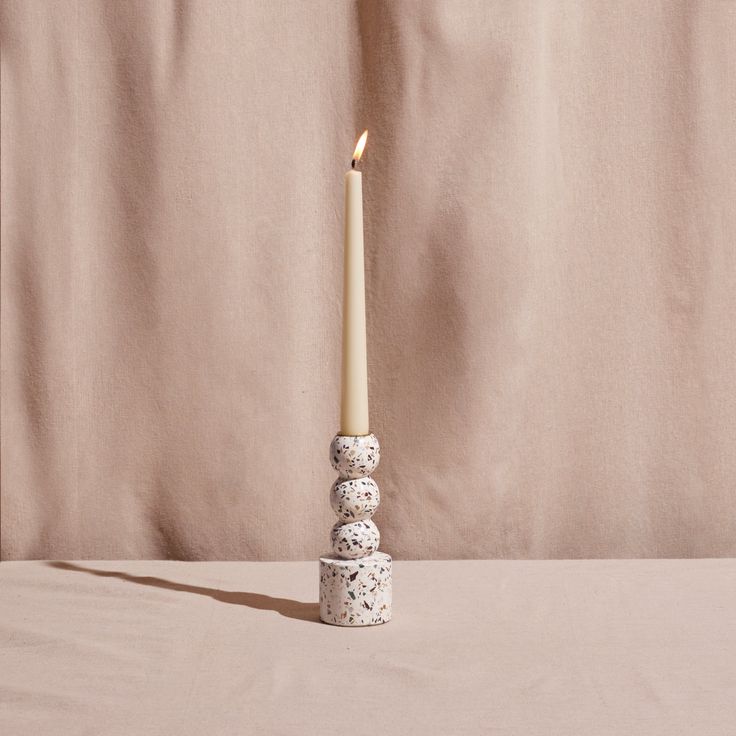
[340,170,369,436]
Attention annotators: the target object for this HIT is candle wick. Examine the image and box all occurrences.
[351,159,356,169]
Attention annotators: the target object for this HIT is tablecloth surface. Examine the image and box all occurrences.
[1,559,734,735]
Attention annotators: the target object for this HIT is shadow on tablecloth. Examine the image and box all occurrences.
[47,561,320,623]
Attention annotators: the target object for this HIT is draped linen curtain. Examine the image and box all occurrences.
[2,0,735,560]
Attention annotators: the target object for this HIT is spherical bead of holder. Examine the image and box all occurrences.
[331,519,380,559]
[330,477,380,523]
[330,434,380,479]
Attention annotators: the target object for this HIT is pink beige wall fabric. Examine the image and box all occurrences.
[2,1,735,560]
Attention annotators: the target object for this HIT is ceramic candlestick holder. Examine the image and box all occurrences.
[319,434,392,626]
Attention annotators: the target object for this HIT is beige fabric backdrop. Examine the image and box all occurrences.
[2,0,735,560]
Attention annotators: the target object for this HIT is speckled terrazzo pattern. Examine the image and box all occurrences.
[329,434,380,479]
[330,519,379,559]
[319,552,392,626]
[330,477,380,522]
[320,434,392,625]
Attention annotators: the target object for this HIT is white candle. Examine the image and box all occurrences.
[340,131,369,436]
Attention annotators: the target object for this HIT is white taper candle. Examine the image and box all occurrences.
[340,131,369,436]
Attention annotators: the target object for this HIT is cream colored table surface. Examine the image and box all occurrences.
[1,560,734,735]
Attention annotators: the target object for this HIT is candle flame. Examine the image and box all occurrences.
[352,130,368,165]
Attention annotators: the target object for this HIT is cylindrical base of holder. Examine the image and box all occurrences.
[319,552,392,626]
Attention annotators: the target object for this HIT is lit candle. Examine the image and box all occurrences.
[340,130,369,436]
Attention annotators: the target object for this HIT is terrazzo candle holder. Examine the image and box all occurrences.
[319,434,392,626]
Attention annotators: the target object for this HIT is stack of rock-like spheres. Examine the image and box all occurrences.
[329,434,381,558]
[319,433,392,626]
